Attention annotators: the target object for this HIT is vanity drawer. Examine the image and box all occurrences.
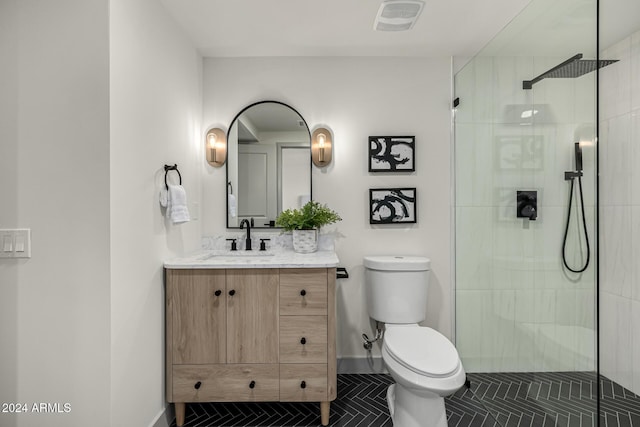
[279,316,327,363]
[280,269,327,315]
[172,364,279,402]
[280,364,328,401]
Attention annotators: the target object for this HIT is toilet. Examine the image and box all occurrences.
[364,256,466,427]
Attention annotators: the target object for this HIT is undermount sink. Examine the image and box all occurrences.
[198,251,275,261]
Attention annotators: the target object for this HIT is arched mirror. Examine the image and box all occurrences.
[226,101,312,228]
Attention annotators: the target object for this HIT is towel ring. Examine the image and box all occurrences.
[164,164,182,190]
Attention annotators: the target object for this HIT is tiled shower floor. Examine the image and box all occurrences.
[170,372,640,426]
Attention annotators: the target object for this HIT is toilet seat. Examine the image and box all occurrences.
[383,327,460,378]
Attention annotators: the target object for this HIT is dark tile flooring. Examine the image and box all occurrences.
[170,372,640,427]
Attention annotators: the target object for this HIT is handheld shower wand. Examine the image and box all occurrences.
[562,142,590,273]
[574,141,583,172]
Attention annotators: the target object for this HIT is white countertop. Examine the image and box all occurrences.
[164,249,339,269]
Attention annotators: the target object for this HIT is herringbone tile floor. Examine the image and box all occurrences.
[170,373,640,427]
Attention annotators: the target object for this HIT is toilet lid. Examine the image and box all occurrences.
[384,327,460,378]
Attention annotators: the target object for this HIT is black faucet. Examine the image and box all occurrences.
[239,219,252,250]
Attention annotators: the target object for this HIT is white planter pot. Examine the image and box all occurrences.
[292,229,318,253]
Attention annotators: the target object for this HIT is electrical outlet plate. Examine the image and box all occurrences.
[0,229,31,258]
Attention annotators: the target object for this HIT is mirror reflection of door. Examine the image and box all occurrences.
[226,101,311,228]
[238,144,275,224]
[279,145,311,214]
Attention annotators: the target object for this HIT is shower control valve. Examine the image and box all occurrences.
[517,190,538,221]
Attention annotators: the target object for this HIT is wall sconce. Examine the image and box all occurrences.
[311,127,333,168]
[205,128,226,167]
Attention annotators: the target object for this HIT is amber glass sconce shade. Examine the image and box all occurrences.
[206,128,226,167]
[311,128,332,167]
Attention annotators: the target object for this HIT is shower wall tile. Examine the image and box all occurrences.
[632,299,640,393]
[601,206,633,299]
[454,63,475,124]
[492,56,533,121]
[534,126,568,207]
[600,37,631,121]
[457,290,516,372]
[631,111,640,206]
[455,207,494,290]
[600,292,633,391]
[473,56,495,123]
[631,30,640,112]
[600,29,640,397]
[600,114,632,206]
[615,295,633,391]
[515,290,556,324]
[456,290,485,365]
[556,289,595,329]
[632,206,640,302]
[530,65,575,124]
[455,123,494,207]
[574,73,597,124]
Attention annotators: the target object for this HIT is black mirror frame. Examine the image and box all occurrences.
[226,100,313,229]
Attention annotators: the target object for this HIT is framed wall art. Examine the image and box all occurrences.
[368,136,415,172]
[369,188,417,224]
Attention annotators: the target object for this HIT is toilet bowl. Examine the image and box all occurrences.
[363,256,466,427]
[382,325,466,427]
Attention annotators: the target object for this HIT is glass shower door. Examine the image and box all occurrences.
[454,0,598,424]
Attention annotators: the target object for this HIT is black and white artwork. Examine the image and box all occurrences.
[369,188,417,224]
[369,136,415,172]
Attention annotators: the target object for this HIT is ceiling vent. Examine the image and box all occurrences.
[374,0,425,32]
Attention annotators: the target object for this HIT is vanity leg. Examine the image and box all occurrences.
[175,402,186,427]
[320,401,330,426]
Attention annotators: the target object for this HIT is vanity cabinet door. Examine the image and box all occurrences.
[167,269,226,364]
[226,269,279,364]
[280,316,328,363]
[280,269,328,315]
[280,364,328,402]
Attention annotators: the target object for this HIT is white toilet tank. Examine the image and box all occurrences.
[364,256,431,324]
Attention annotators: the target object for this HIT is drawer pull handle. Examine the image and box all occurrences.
[300,381,307,389]
[249,380,256,389]
[300,289,306,296]
[300,337,307,345]
[214,290,222,297]
[194,381,202,390]
[229,289,236,296]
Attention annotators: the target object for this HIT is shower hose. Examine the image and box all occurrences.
[562,175,590,273]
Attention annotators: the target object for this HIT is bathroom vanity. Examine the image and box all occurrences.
[164,250,338,427]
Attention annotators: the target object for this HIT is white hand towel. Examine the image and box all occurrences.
[159,188,169,207]
[167,184,190,224]
[228,194,237,218]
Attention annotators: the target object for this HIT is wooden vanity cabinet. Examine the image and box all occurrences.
[165,267,336,427]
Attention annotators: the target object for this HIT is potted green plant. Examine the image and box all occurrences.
[275,201,342,253]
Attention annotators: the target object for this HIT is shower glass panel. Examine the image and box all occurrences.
[454,0,598,424]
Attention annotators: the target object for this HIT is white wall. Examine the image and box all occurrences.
[0,1,111,426]
[201,57,453,360]
[109,0,202,425]
[0,3,20,426]
[599,28,640,395]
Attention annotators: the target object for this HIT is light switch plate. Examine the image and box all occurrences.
[0,229,31,258]
[0,230,13,257]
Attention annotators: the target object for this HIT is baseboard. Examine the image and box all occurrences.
[337,357,387,374]
[150,405,172,427]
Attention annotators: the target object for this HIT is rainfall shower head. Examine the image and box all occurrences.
[523,54,618,89]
